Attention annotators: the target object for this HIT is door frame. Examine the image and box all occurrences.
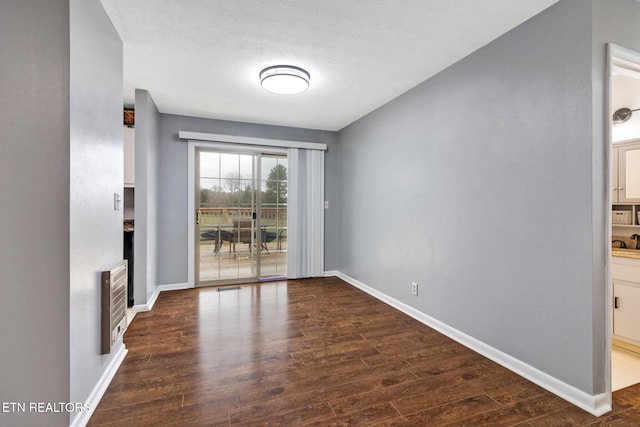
[186,131,327,288]
[194,147,260,286]
[190,144,289,287]
[184,132,326,287]
[191,144,287,287]
[606,43,640,400]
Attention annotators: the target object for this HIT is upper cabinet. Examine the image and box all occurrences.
[124,126,135,187]
[613,139,640,204]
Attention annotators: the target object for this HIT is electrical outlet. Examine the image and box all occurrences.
[411,282,418,296]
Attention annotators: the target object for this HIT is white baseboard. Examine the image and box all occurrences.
[323,270,339,277]
[158,282,191,292]
[131,303,150,314]
[70,344,128,427]
[148,283,189,309]
[145,286,161,311]
[335,271,611,417]
[72,283,191,426]
[131,292,155,314]
[132,283,190,314]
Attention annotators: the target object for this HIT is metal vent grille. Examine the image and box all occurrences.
[101,260,128,354]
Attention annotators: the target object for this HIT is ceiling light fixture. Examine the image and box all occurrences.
[260,65,310,95]
[613,107,640,125]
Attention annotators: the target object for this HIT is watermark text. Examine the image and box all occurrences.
[2,402,90,413]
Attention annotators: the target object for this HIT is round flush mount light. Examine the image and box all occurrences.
[260,65,310,95]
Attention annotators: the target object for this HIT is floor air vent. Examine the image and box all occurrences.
[101,260,128,354]
[217,286,242,292]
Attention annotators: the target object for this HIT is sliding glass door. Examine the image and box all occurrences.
[195,148,287,286]
[258,154,288,279]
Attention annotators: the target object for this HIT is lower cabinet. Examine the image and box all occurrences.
[612,257,640,346]
[614,281,640,345]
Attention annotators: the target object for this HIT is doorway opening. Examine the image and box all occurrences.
[195,148,288,286]
[609,45,640,392]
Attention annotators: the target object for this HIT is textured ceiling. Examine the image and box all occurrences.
[101,0,559,131]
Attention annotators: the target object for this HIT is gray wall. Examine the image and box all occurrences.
[0,1,123,426]
[0,1,71,426]
[337,0,601,394]
[134,89,161,303]
[69,0,124,421]
[156,114,338,285]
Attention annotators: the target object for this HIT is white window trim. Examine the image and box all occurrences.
[179,131,327,151]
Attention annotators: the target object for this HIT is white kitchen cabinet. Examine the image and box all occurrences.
[124,126,135,187]
[612,139,640,204]
[614,281,640,345]
[612,257,640,346]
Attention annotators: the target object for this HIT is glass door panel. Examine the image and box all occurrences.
[259,155,288,279]
[196,149,287,285]
[197,150,258,284]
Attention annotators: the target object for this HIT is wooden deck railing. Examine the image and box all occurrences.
[200,207,287,223]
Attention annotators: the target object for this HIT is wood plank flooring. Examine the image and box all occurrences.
[88,277,640,426]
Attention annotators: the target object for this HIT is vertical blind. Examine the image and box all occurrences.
[287,148,325,278]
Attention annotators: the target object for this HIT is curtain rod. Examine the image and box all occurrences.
[179,131,327,151]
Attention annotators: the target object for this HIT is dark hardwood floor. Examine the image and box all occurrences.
[88,277,640,426]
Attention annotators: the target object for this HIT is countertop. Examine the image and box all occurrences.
[612,248,640,259]
[612,235,640,259]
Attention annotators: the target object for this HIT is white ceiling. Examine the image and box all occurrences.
[101,0,559,131]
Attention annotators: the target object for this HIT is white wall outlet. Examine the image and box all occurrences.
[411,282,418,296]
